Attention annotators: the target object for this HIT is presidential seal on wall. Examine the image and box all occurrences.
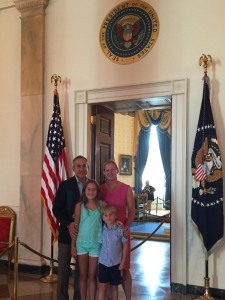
[99,1,159,65]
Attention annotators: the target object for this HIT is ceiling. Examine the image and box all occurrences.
[101,96,172,113]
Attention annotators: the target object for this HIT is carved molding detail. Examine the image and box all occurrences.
[14,0,49,13]
[0,1,14,10]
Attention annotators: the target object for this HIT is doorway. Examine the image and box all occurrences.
[74,79,188,286]
[112,111,171,239]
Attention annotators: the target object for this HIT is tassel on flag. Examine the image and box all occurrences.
[191,76,223,254]
[41,89,68,242]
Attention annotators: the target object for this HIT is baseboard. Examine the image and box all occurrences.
[0,259,49,275]
[171,282,225,299]
[0,259,77,276]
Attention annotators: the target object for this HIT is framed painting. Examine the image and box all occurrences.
[120,155,132,175]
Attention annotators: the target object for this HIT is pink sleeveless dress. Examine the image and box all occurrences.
[100,182,131,269]
[100,182,128,224]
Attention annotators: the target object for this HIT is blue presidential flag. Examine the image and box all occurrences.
[191,76,223,254]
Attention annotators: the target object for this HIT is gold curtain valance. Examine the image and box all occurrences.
[133,109,172,155]
[148,110,171,136]
[137,110,150,128]
[137,110,171,133]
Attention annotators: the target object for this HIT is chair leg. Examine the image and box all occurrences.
[7,248,13,278]
[8,252,10,275]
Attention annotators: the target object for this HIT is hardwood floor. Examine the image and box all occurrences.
[130,239,194,300]
[0,238,199,299]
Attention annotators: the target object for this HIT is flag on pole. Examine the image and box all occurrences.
[191,76,223,254]
[41,90,68,242]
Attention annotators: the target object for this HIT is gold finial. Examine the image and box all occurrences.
[51,74,61,90]
[199,54,212,75]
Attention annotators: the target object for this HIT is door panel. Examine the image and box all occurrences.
[91,105,114,184]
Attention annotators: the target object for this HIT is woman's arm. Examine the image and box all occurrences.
[101,200,108,209]
[119,241,128,270]
[124,186,135,230]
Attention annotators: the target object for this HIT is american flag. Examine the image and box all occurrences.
[41,90,68,242]
[195,164,207,181]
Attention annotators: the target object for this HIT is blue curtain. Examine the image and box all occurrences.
[135,125,151,194]
[146,111,171,209]
[156,127,171,209]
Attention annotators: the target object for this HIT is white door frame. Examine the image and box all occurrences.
[74,78,188,286]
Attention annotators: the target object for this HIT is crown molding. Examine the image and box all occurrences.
[0,0,14,10]
[14,0,49,14]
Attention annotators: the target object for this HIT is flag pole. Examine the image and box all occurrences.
[197,56,214,300]
[40,234,57,283]
[193,258,214,300]
[192,55,221,300]
[40,74,64,283]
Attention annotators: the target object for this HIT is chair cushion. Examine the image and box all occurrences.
[0,217,11,249]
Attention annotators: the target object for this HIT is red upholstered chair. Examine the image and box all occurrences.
[0,206,16,272]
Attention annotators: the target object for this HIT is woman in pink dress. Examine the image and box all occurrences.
[100,160,135,300]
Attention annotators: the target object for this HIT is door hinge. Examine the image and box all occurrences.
[90,115,96,125]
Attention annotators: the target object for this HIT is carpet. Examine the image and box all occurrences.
[130,221,170,241]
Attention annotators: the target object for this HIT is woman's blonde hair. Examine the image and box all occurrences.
[103,159,119,172]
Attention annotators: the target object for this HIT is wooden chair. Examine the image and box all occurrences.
[0,206,16,272]
[134,194,148,221]
[144,200,152,215]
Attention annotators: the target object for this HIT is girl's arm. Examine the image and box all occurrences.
[71,236,77,258]
[71,202,81,258]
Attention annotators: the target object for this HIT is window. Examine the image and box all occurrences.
[142,125,165,200]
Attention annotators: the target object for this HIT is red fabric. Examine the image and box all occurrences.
[0,217,11,249]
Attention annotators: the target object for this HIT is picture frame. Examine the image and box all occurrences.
[119,155,132,175]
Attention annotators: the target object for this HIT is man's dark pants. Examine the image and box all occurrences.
[57,243,80,300]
